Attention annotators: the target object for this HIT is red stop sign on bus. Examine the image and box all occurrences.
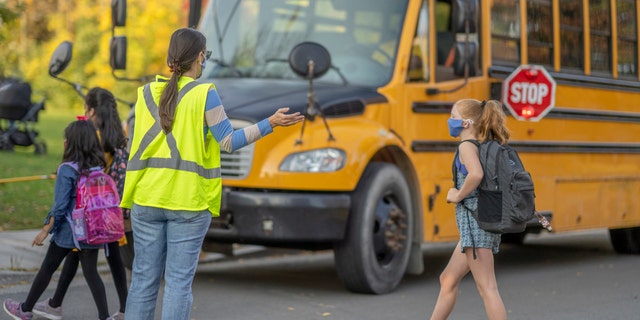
[502,65,556,121]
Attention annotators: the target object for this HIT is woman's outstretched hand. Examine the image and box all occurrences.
[268,108,305,128]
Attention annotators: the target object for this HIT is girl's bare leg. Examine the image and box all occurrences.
[430,242,470,320]
[466,248,507,320]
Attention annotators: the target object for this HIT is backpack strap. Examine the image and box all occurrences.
[453,140,480,260]
[462,139,480,147]
[66,214,82,250]
[59,162,84,249]
[58,161,78,173]
[451,139,479,187]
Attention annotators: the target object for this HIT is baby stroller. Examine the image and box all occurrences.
[0,78,47,154]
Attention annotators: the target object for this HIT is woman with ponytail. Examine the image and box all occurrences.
[120,28,304,320]
[429,99,508,320]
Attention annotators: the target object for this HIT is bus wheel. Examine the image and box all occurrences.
[119,231,135,269]
[609,227,640,254]
[334,163,413,294]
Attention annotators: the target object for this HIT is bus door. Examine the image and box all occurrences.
[400,0,485,241]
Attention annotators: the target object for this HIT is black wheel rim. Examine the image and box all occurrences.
[372,192,408,266]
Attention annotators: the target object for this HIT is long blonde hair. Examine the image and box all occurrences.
[456,99,510,144]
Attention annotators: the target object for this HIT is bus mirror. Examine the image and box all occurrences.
[288,42,331,79]
[452,0,477,33]
[453,42,476,77]
[111,0,126,27]
[49,41,73,77]
[110,36,127,70]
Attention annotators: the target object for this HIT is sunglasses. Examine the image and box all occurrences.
[203,50,212,60]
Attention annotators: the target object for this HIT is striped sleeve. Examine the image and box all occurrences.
[204,89,273,153]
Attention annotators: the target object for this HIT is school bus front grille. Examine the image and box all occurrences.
[220,143,255,179]
[220,119,257,179]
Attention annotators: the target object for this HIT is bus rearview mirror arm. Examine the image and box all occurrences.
[295,60,336,145]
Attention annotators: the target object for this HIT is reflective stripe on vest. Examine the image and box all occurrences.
[126,82,221,180]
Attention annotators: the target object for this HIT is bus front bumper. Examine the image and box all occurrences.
[206,188,351,244]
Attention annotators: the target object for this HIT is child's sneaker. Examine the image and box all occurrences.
[32,298,62,320]
[3,299,33,320]
[110,311,125,320]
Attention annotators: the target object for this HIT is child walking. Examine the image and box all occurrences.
[33,87,129,320]
[429,99,508,320]
[3,120,113,320]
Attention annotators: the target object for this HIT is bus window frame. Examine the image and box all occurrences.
[527,0,554,67]
[490,0,639,82]
[588,0,613,76]
[406,0,430,83]
[490,0,521,67]
[615,0,639,80]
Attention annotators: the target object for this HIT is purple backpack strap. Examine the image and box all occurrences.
[58,161,79,173]
[59,162,84,248]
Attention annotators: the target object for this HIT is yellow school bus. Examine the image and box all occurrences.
[113,0,640,294]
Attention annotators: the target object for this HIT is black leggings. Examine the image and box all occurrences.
[50,241,128,313]
[22,242,110,320]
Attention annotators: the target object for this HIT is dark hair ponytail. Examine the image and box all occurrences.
[85,87,127,154]
[62,120,106,172]
[160,28,206,133]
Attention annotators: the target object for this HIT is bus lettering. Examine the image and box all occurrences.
[510,82,549,105]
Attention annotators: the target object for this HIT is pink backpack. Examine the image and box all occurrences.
[62,163,124,247]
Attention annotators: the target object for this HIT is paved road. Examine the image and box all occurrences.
[1,229,639,319]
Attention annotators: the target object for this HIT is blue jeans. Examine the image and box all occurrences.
[125,204,212,320]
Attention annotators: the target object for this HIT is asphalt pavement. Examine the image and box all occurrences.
[0,229,268,291]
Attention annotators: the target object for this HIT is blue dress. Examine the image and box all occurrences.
[454,155,501,254]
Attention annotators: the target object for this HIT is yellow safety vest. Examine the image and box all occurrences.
[120,76,221,216]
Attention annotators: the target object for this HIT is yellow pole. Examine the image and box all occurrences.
[0,175,57,185]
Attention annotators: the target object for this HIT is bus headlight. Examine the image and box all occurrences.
[279,148,346,172]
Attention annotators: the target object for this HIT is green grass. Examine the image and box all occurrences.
[0,108,77,231]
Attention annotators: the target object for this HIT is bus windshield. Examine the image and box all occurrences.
[199,0,409,87]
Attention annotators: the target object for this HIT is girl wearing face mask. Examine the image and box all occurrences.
[429,99,509,320]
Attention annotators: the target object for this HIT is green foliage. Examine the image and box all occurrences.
[0,1,23,40]
[1,0,187,114]
[0,0,184,230]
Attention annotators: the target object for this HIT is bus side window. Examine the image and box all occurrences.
[437,32,455,65]
[559,0,584,71]
[408,0,430,82]
[491,1,520,66]
[435,0,458,82]
[616,0,638,78]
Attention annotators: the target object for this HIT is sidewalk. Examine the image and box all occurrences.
[0,229,110,289]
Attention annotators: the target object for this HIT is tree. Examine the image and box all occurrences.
[0,0,24,78]
[0,0,187,112]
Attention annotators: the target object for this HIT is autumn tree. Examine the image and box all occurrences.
[0,0,187,113]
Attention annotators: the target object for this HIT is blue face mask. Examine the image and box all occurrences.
[201,59,206,71]
[447,118,464,137]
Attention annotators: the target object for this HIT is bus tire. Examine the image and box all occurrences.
[334,162,413,294]
[609,227,640,254]
[119,231,135,269]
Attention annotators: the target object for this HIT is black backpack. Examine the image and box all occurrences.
[454,139,536,234]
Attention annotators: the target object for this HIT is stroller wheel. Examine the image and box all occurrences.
[0,138,14,152]
[34,141,47,155]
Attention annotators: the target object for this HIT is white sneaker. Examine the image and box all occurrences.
[32,299,62,320]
